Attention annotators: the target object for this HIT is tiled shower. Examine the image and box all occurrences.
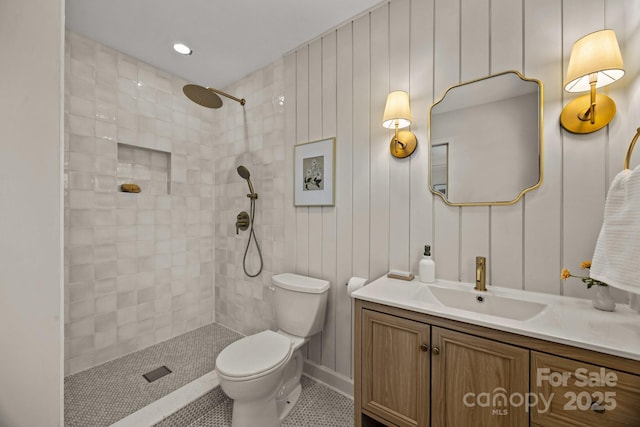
[64,31,218,375]
[210,59,287,337]
[64,29,288,376]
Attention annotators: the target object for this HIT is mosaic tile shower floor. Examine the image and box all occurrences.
[157,376,354,427]
[64,323,241,427]
[65,321,354,426]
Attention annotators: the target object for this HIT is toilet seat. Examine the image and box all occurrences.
[216,330,293,381]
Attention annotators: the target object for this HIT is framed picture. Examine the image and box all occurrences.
[294,137,335,206]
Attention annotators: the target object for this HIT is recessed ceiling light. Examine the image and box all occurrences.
[173,42,192,56]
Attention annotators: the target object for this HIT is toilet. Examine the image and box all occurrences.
[215,273,330,427]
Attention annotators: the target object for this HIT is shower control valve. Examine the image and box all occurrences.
[236,211,250,234]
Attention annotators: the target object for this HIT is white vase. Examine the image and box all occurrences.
[592,286,616,312]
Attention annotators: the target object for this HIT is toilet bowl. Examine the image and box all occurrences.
[215,273,329,427]
[216,330,294,427]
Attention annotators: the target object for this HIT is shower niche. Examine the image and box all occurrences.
[117,143,171,195]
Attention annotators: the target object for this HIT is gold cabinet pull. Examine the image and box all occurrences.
[420,344,429,352]
[590,402,606,414]
[432,346,440,355]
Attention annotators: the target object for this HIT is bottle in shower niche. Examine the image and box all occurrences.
[419,245,435,283]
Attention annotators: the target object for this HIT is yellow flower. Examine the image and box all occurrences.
[561,263,607,288]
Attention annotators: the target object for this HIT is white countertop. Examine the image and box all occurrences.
[351,276,640,361]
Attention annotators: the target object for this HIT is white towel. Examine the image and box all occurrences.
[590,165,640,294]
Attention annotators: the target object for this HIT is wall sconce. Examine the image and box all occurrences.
[382,90,417,158]
[560,29,625,134]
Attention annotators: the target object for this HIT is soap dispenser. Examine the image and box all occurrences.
[419,245,435,283]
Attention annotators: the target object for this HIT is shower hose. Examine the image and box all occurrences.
[243,196,263,277]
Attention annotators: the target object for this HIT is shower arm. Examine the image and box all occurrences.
[205,87,246,106]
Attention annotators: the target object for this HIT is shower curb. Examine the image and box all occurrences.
[110,371,219,427]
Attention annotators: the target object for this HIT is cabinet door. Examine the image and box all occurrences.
[531,351,640,427]
[431,327,529,427]
[361,309,430,427]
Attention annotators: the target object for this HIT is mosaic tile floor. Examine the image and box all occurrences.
[156,376,354,427]
[64,323,241,427]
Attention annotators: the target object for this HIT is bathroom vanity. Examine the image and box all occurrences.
[352,276,640,427]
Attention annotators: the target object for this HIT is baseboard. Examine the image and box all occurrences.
[303,360,354,398]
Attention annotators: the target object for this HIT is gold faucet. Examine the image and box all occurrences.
[475,256,487,291]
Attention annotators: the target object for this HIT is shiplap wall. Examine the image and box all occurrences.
[282,0,640,380]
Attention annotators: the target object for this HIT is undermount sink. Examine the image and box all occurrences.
[428,286,547,321]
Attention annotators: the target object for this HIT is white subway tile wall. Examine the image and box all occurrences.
[64,31,217,375]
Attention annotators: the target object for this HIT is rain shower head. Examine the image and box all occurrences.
[237,165,256,198]
[183,84,223,108]
[183,84,246,109]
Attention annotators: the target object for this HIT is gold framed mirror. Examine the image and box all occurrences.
[428,70,543,206]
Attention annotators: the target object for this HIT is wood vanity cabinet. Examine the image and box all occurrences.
[357,304,527,427]
[354,299,640,427]
[531,352,640,427]
[431,327,529,427]
[360,309,430,427]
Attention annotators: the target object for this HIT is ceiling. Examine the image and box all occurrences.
[66,0,382,89]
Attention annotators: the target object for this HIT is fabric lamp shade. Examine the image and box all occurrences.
[382,90,412,129]
[564,29,624,93]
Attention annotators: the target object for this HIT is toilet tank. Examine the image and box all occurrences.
[272,273,330,338]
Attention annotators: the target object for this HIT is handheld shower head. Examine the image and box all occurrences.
[237,165,251,180]
[235,166,263,277]
[237,165,256,198]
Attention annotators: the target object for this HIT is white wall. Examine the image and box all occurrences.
[283,0,640,381]
[0,0,64,426]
